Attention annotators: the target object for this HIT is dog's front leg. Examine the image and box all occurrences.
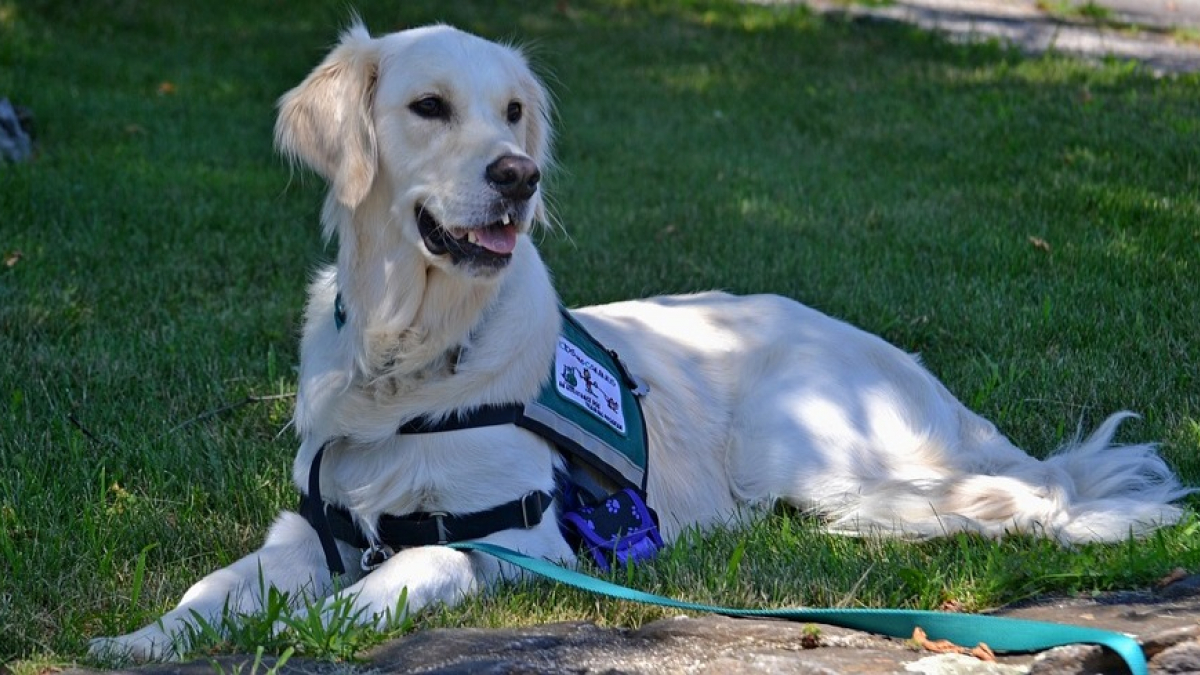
[89,512,346,662]
[320,544,499,630]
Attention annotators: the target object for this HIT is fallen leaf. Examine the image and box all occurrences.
[971,643,996,661]
[913,627,964,654]
[125,124,146,135]
[940,599,964,612]
[912,627,996,661]
[3,250,21,268]
[157,81,176,95]
[1028,235,1051,252]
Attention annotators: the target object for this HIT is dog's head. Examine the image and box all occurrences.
[275,23,552,278]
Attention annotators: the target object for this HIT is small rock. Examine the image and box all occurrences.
[1160,574,1200,600]
[906,653,1028,674]
[1151,639,1200,673]
[1027,644,1126,675]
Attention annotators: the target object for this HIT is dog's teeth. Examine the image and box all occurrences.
[467,231,479,244]
[501,214,511,226]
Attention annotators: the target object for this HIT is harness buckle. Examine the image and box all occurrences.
[429,512,451,545]
[520,491,542,529]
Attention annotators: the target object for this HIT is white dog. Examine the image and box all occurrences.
[91,23,1190,661]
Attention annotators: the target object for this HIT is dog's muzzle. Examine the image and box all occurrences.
[416,155,539,271]
[416,206,522,270]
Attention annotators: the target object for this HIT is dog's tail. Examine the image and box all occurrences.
[826,412,1192,543]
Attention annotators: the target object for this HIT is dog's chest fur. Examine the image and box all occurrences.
[292,251,564,526]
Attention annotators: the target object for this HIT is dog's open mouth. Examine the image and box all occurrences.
[416,206,518,269]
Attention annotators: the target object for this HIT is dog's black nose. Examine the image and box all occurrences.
[486,155,540,201]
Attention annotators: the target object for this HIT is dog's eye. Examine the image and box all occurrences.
[409,95,450,120]
[506,101,523,124]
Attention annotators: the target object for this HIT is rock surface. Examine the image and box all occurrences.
[69,577,1200,675]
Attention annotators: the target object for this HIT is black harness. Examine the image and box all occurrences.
[300,295,653,576]
[300,442,555,575]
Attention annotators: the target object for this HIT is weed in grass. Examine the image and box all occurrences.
[168,584,414,663]
[1037,0,1115,23]
[182,584,294,660]
[276,591,381,660]
[128,544,158,623]
[825,0,896,8]
[1173,26,1200,46]
[207,645,295,675]
[724,539,748,589]
[800,623,822,649]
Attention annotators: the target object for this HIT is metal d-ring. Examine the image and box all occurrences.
[360,533,395,572]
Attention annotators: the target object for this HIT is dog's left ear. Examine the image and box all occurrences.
[276,23,379,209]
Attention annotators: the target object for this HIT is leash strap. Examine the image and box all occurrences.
[449,541,1148,675]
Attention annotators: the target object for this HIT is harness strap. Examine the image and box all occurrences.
[398,403,524,434]
[450,541,1149,675]
[298,442,348,575]
[299,444,553,576]
[311,490,554,551]
[398,403,649,494]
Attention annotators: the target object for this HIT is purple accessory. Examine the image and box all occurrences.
[560,488,663,571]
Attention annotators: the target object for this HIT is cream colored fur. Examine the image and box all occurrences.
[91,23,1190,661]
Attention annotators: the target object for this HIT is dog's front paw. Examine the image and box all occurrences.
[88,625,182,663]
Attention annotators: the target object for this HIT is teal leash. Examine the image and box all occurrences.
[450,541,1147,675]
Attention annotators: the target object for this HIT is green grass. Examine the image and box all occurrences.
[1035,0,1195,41]
[1173,26,1200,46]
[1036,0,1115,24]
[3,0,1200,669]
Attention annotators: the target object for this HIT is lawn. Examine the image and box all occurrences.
[2,0,1199,668]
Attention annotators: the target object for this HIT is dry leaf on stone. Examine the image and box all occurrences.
[912,627,996,662]
[971,642,996,661]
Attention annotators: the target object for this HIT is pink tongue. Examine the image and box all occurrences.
[475,224,518,254]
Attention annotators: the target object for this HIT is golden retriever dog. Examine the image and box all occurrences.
[91,22,1189,660]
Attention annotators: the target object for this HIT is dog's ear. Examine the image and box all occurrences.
[276,23,379,209]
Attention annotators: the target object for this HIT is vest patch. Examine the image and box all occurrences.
[522,309,650,492]
[555,336,627,435]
